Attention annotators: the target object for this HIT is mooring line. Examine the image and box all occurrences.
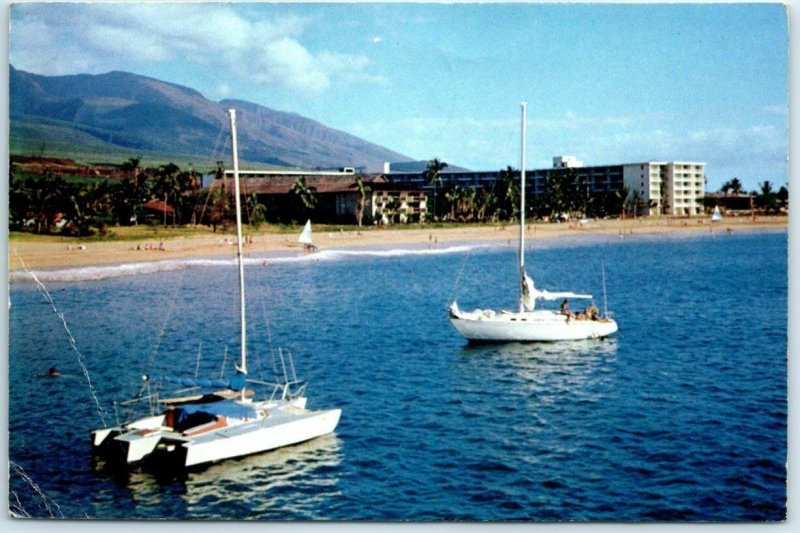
[9,461,63,518]
[143,265,186,380]
[447,244,475,307]
[15,254,108,427]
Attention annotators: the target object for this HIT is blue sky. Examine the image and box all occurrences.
[8,1,789,192]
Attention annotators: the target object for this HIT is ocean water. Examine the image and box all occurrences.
[7,230,787,521]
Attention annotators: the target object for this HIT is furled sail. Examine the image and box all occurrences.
[536,289,593,301]
[522,270,592,310]
[298,220,314,245]
[521,271,536,311]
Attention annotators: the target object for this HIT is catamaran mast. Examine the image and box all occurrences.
[228,109,247,377]
[518,101,527,313]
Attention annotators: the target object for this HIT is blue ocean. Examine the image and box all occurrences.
[7,229,788,521]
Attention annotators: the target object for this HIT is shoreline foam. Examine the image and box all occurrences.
[7,217,787,281]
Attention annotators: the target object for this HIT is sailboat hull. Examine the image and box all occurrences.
[450,309,618,342]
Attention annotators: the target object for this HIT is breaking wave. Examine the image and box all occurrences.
[9,244,481,283]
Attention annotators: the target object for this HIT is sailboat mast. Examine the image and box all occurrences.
[518,101,527,313]
[228,109,247,376]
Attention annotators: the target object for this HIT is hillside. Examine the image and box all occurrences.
[9,66,414,172]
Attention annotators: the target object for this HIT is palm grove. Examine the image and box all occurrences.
[9,157,787,237]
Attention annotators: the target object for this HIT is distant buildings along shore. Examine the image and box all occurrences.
[207,156,708,224]
[385,157,707,217]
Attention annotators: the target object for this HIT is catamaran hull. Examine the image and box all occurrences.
[181,408,341,467]
[94,408,341,468]
[450,312,618,342]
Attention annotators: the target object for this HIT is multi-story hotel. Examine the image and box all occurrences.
[385,157,707,216]
[622,161,706,216]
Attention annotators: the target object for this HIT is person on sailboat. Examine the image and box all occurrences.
[585,302,600,321]
[560,299,574,320]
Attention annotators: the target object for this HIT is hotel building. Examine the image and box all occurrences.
[385,157,707,216]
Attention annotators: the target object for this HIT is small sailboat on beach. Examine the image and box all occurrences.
[711,205,723,222]
[298,219,318,252]
[449,102,619,342]
[91,109,340,468]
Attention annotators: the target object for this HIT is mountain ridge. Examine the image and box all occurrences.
[9,65,415,172]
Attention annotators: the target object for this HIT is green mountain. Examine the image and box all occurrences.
[9,66,414,171]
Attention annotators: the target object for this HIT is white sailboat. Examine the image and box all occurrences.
[91,109,340,468]
[298,219,318,252]
[711,205,723,222]
[449,102,619,342]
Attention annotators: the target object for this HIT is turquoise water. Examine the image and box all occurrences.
[7,230,787,520]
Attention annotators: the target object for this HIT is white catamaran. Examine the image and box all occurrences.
[449,102,619,342]
[91,109,340,468]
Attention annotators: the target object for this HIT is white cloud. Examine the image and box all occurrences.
[256,38,331,92]
[9,3,385,96]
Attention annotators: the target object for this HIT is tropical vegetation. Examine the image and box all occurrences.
[9,155,789,239]
[9,157,265,236]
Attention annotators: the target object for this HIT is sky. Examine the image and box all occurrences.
[6,1,791,192]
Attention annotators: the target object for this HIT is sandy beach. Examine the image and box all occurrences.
[7,216,787,273]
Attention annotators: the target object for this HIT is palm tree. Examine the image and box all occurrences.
[63,181,106,236]
[475,187,493,222]
[153,163,182,226]
[354,175,367,227]
[492,166,519,221]
[424,158,448,221]
[383,197,402,225]
[290,176,317,220]
[443,183,461,221]
[756,180,779,213]
[777,185,789,210]
[118,157,148,225]
[245,192,267,229]
[632,190,649,217]
[616,185,632,219]
[460,186,477,221]
[730,177,744,195]
[12,175,64,234]
[546,170,571,220]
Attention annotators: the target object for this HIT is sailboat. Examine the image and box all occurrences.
[91,110,340,468]
[449,102,619,342]
[298,219,318,252]
[711,205,723,222]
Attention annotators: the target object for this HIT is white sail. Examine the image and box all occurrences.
[298,220,314,245]
[711,206,722,222]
